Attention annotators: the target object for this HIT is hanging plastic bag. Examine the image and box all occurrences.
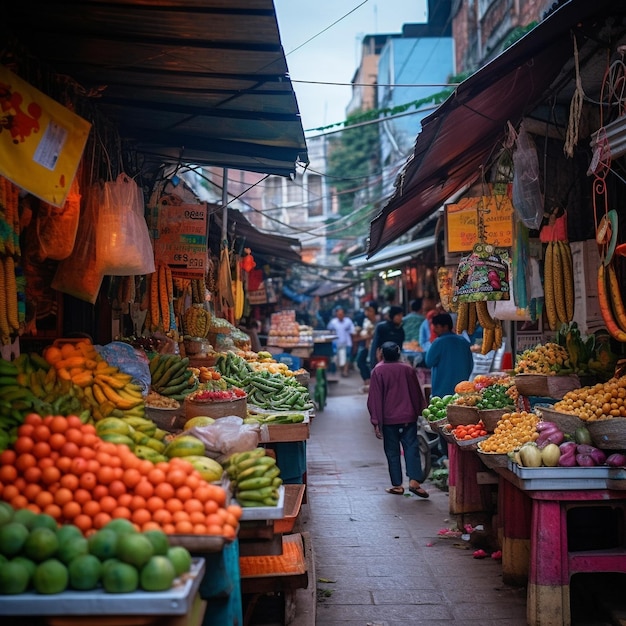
[96,173,155,276]
[51,183,104,304]
[37,175,81,260]
[512,124,544,230]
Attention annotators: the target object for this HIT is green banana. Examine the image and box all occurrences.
[237,465,271,481]
[237,476,273,491]
[235,455,276,473]
[0,360,19,377]
[236,486,278,502]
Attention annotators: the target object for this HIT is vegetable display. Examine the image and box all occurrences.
[224,448,282,507]
[149,354,199,400]
[553,375,626,420]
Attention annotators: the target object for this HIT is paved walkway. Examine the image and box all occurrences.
[298,370,528,626]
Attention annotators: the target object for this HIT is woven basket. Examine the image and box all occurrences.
[184,394,247,420]
[446,404,480,427]
[534,404,584,434]
[476,449,510,469]
[478,408,512,433]
[586,418,626,449]
[427,417,449,434]
[295,371,310,386]
[514,374,580,399]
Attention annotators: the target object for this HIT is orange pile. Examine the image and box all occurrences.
[452,421,488,441]
[0,413,242,537]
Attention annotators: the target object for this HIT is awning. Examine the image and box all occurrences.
[4,1,308,178]
[368,0,625,255]
[350,236,435,269]
[212,208,302,263]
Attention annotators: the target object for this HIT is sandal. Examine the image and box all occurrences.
[408,484,429,498]
[385,486,404,495]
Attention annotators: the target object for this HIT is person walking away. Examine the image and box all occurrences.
[402,298,425,348]
[356,301,379,393]
[367,342,429,497]
[327,306,355,377]
[369,305,405,367]
[425,312,474,460]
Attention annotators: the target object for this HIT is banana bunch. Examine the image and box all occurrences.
[149,354,199,400]
[456,300,503,355]
[244,412,305,425]
[544,240,574,331]
[183,305,211,338]
[95,415,169,461]
[225,448,282,507]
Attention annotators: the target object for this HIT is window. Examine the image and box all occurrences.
[264,177,282,209]
[286,179,302,204]
[307,174,323,217]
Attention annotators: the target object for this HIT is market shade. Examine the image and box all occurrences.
[3,0,308,178]
[349,235,435,270]
[212,208,302,263]
[367,0,626,256]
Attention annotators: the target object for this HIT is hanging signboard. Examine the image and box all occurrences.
[445,195,514,253]
[152,200,208,278]
[0,65,91,207]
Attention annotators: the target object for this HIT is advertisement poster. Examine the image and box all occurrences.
[0,66,91,207]
[446,195,514,253]
[153,202,208,278]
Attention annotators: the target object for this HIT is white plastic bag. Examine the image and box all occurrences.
[96,173,155,276]
[512,124,544,230]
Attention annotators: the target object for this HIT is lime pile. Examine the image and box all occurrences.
[421,394,455,422]
[0,502,192,595]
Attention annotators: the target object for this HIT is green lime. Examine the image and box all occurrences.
[30,513,58,532]
[33,559,68,594]
[12,509,38,530]
[0,502,14,526]
[116,533,153,569]
[140,555,176,591]
[102,561,138,593]
[68,554,102,590]
[167,546,192,577]
[11,555,37,581]
[0,522,29,557]
[56,524,83,545]
[88,529,118,561]
[57,536,89,565]
[103,519,137,536]
[143,530,170,556]
[0,560,30,594]
[23,527,59,562]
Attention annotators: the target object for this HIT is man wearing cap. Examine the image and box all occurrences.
[369,305,405,367]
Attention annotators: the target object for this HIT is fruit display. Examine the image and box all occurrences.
[182,304,212,338]
[478,411,540,454]
[0,413,241,538]
[553,375,626,420]
[224,449,282,508]
[0,505,193,595]
[543,240,574,331]
[243,412,305,426]
[149,353,199,400]
[513,342,570,375]
[188,388,247,403]
[450,421,487,441]
[421,394,455,422]
[95,416,169,462]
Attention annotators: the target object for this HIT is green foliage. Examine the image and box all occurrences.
[502,22,538,50]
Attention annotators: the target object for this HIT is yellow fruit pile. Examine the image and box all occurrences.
[478,411,539,454]
[553,375,626,421]
[514,342,569,375]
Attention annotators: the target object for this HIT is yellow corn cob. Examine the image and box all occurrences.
[475,300,495,330]
[4,256,18,331]
[467,302,477,337]
[494,320,503,350]
[553,240,567,325]
[159,264,170,331]
[559,241,575,323]
[150,271,160,331]
[0,257,10,344]
[544,241,558,331]
[165,265,173,302]
[481,327,495,355]
[456,301,469,334]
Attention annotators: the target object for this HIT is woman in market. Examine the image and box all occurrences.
[367,341,429,497]
[326,306,356,377]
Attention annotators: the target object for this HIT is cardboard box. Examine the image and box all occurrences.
[570,240,603,333]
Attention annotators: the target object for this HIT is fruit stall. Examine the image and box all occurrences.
[421,330,626,626]
[0,333,315,625]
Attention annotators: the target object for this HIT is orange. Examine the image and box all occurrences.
[42,503,62,520]
[205,513,222,528]
[226,504,243,521]
[185,473,201,491]
[79,472,97,491]
[82,500,101,518]
[10,494,28,510]
[175,520,193,534]
[108,455,122,469]
[26,503,41,515]
[162,523,176,535]
[48,433,66,451]
[183,499,203,514]
[74,514,93,534]
[41,466,61,486]
[59,473,79,490]
[141,521,162,532]
[189,511,206,525]
[38,457,55,470]
[17,424,35,438]
[32,441,51,459]
[95,451,112,466]
[209,485,227,508]
[93,512,112,529]
[145,497,164,513]
[108,480,126,499]
[65,429,83,445]
[71,457,89,475]
[35,490,54,509]
[99,496,118,514]
[111,506,131,520]
[131,508,151,527]
[122,468,142,489]
[0,464,17,483]
[222,523,237,540]
[138,460,153,476]
[74,489,92,505]
[66,415,83,429]
[172,510,189,524]
[206,523,223,536]
[147,468,166,485]
[175,486,192,502]
[60,442,80,458]
[203,500,219,515]
[152,509,172,525]
[97,466,115,485]
[23,482,42,501]
[0,449,16,465]
[15,453,37,473]
[32,425,50,442]
[224,511,239,528]
[193,523,208,535]
[166,469,187,488]
[13,437,34,455]
[81,423,97,436]
[117,493,133,508]
[129,495,147,511]
[62,501,81,520]
[81,433,99,448]
[49,416,69,434]
[79,447,96,460]
[86,459,101,474]
[154,482,174,501]
[92,484,109,500]
[24,413,43,426]
[134,480,154,500]
[165,498,183,514]
[192,485,212,502]
[54,488,74,507]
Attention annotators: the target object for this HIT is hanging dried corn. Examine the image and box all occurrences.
[149,270,160,331]
[0,257,10,344]
[5,256,19,332]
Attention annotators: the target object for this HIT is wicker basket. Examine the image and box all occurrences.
[446,404,480,427]
[586,418,626,449]
[427,417,449,434]
[476,449,510,469]
[184,394,247,420]
[534,404,584,434]
[478,408,512,433]
[514,374,581,399]
[295,371,310,386]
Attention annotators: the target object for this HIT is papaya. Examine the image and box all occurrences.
[574,426,592,445]
[183,455,223,482]
[164,435,205,458]
[96,417,131,437]
[98,433,135,449]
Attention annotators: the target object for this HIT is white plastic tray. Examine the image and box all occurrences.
[0,558,205,616]
[238,485,285,520]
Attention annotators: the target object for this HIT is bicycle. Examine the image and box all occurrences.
[417,415,441,479]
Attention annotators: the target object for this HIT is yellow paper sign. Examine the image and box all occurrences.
[446,195,514,252]
[0,65,91,207]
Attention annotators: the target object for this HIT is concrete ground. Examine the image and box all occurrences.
[295,369,528,626]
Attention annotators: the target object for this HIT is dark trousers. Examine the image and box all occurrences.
[356,346,370,382]
[382,422,425,486]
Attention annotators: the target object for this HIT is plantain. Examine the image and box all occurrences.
[607,261,626,332]
[553,240,568,325]
[544,241,558,331]
[559,241,575,323]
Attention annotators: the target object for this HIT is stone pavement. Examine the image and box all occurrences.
[295,370,528,626]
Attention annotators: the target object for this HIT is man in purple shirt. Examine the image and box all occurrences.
[367,342,429,498]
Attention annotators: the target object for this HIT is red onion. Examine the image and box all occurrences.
[605,453,626,467]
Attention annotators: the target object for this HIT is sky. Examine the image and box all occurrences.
[274,0,428,134]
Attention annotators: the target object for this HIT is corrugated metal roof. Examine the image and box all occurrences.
[3,0,308,177]
[368,0,626,255]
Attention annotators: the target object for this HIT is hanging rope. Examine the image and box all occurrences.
[564,35,584,158]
